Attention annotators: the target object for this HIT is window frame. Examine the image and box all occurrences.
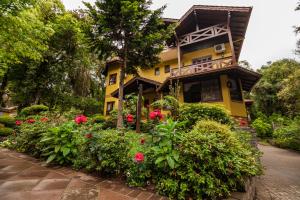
[228,77,243,102]
[154,67,160,76]
[164,65,170,73]
[183,77,223,103]
[108,73,117,85]
[106,101,115,115]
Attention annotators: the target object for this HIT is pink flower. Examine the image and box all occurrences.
[134,152,144,163]
[149,109,163,120]
[126,114,134,123]
[75,115,88,124]
[140,138,145,145]
[15,120,22,126]
[85,133,93,139]
[26,119,35,124]
[40,117,48,122]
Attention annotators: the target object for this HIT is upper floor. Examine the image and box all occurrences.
[104,5,253,95]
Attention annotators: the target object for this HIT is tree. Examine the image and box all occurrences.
[84,0,174,128]
[6,0,105,114]
[296,1,300,55]
[277,69,300,116]
[252,59,300,116]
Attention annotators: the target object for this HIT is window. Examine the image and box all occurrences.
[183,78,222,103]
[192,56,212,65]
[228,78,243,101]
[201,79,222,101]
[155,67,160,76]
[106,101,115,115]
[164,65,170,73]
[109,73,117,85]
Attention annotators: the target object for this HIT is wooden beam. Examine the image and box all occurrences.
[178,24,228,47]
[175,34,182,75]
[136,83,143,133]
[227,11,237,64]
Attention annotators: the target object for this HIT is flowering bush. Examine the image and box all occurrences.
[126,114,134,123]
[40,117,49,122]
[75,115,88,124]
[134,152,144,163]
[15,120,22,126]
[149,109,163,120]
[26,119,35,124]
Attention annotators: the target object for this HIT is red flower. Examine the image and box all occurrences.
[75,115,88,124]
[149,109,163,120]
[134,152,144,163]
[85,133,93,139]
[40,117,48,122]
[15,120,22,126]
[126,114,134,123]
[239,119,248,127]
[140,138,145,145]
[26,119,35,124]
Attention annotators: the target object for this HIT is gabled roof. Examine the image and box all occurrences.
[175,5,252,60]
[110,77,161,98]
[157,66,261,92]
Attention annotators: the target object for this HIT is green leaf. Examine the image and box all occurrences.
[167,156,175,169]
[173,151,179,162]
[155,157,165,165]
[55,145,61,153]
[62,147,70,157]
[46,154,56,163]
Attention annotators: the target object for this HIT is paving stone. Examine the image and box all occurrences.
[127,189,142,198]
[1,189,64,200]
[45,171,69,179]
[9,169,50,180]
[0,171,19,180]
[0,164,31,172]
[62,187,99,200]
[136,191,153,200]
[32,178,70,191]
[0,179,40,192]
[148,194,163,200]
[99,188,132,200]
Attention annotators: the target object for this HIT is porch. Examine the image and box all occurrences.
[170,57,233,77]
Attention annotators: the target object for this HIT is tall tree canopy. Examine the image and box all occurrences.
[296,1,300,54]
[1,0,105,114]
[85,0,174,128]
[252,59,300,117]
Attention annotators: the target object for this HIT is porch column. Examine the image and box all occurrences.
[227,11,237,64]
[136,83,143,133]
[175,34,182,75]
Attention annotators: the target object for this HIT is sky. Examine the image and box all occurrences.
[62,0,300,69]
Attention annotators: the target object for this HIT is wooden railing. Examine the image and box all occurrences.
[170,57,233,77]
[179,24,228,47]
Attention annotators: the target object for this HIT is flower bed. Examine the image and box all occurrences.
[1,108,261,199]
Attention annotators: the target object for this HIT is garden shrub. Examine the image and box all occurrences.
[20,105,49,116]
[155,120,261,199]
[92,114,106,123]
[40,122,85,165]
[251,117,273,138]
[0,127,14,136]
[13,116,54,156]
[273,117,300,151]
[178,103,233,129]
[76,129,129,175]
[0,116,16,127]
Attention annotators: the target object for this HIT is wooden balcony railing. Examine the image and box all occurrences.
[170,57,233,77]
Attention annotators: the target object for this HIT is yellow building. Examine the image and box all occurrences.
[103,5,261,121]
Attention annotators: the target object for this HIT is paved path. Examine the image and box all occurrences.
[256,144,300,200]
[0,148,165,200]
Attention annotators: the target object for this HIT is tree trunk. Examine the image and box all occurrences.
[136,83,143,133]
[0,73,8,107]
[117,47,127,129]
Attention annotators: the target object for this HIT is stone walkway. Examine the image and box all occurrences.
[256,144,300,200]
[0,148,165,200]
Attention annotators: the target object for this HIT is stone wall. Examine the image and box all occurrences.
[225,177,257,200]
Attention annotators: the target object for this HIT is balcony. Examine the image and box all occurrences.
[170,57,233,77]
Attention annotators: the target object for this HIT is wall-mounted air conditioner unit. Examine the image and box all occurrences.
[214,43,226,54]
